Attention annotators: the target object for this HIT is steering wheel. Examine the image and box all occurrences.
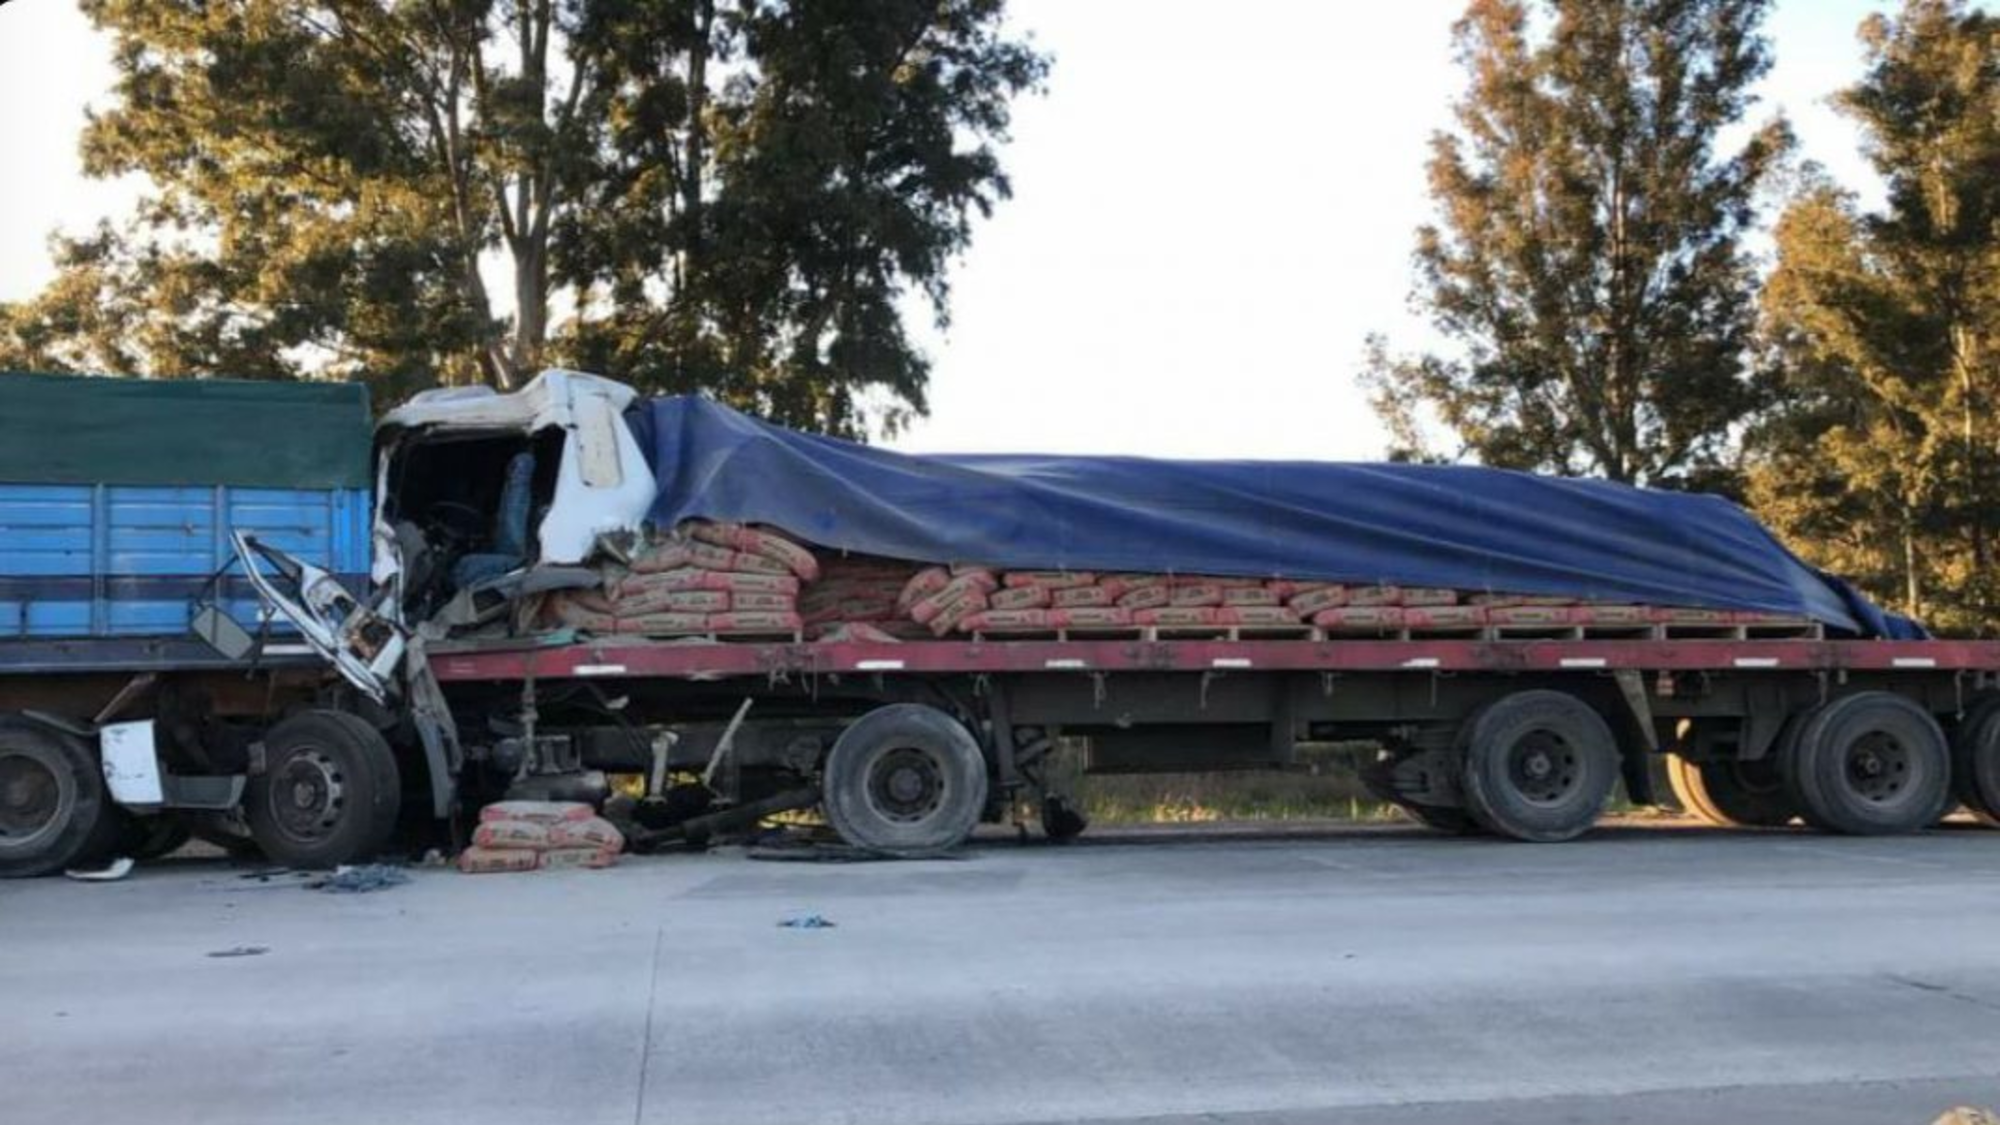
[426,501,488,548]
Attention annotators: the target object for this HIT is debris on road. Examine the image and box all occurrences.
[205,945,268,958]
[777,914,836,929]
[64,856,136,882]
[306,864,410,893]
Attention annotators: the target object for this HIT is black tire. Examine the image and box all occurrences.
[821,704,989,854]
[1665,752,1796,828]
[1459,691,1620,843]
[1950,693,2000,827]
[119,813,193,860]
[1781,692,1951,836]
[245,710,400,868]
[0,717,121,878]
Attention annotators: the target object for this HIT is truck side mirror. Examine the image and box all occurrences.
[191,604,257,661]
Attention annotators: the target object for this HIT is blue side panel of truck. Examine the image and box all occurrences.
[0,483,371,640]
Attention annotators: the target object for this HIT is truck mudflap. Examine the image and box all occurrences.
[232,532,405,703]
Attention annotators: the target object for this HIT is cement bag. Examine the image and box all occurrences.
[479,800,594,824]
[1115,584,1171,610]
[1212,606,1301,626]
[629,543,695,574]
[685,522,821,581]
[1312,606,1405,630]
[990,585,1054,611]
[927,592,989,636]
[705,612,803,633]
[615,612,708,635]
[1002,571,1096,590]
[1133,607,1219,626]
[1346,586,1402,606]
[964,609,1049,631]
[618,568,800,596]
[1169,584,1224,608]
[1050,607,1134,628]
[1402,605,1488,628]
[1052,585,1114,608]
[540,846,618,870]
[1221,587,1281,607]
[458,846,541,874]
[728,590,797,613]
[685,541,790,575]
[548,816,625,851]
[472,819,553,850]
[621,589,731,613]
[896,566,953,612]
[1288,586,1349,615]
[1399,588,1459,606]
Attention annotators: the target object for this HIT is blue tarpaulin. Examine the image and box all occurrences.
[630,396,1921,639]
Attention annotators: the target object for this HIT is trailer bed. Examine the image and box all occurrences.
[427,635,2000,681]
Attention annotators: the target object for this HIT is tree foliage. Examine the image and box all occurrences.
[1366,0,1788,485]
[0,0,1046,434]
[1749,0,2000,634]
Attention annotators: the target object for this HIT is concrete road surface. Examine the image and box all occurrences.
[4,823,2000,1125]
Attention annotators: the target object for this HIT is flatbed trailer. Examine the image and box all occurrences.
[415,631,2000,847]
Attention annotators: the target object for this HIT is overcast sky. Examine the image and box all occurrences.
[0,0,1889,460]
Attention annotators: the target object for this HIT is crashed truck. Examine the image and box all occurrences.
[3,368,1999,876]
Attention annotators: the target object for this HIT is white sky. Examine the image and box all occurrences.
[0,0,1888,460]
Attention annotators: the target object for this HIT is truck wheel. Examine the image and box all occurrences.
[1665,753,1796,828]
[245,710,400,869]
[1781,693,1951,836]
[1459,691,1619,842]
[821,704,989,854]
[1950,694,2000,826]
[0,717,121,878]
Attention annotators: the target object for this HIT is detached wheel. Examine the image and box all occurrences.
[245,710,400,868]
[1459,691,1619,842]
[821,704,989,854]
[1950,694,2000,826]
[0,717,121,878]
[1666,752,1796,828]
[1781,693,1950,836]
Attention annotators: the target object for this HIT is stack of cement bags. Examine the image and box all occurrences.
[549,522,812,637]
[539,525,1810,642]
[456,801,625,873]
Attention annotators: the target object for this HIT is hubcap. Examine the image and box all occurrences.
[1506,731,1581,805]
[1845,732,1911,804]
[0,752,66,848]
[867,747,946,824]
[268,748,347,842]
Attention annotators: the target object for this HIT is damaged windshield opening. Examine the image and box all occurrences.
[383,428,566,621]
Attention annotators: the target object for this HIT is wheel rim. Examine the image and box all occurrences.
[866,747,946,824]
[1844,731,1913,805]
[1505,730,1582,806]
[267,748,348,843]
[0,751,70,851]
